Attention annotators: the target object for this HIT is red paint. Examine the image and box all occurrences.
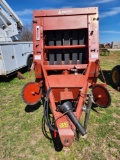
[22,7,111,147]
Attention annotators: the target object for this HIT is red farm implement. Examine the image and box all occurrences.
[22,7,111,149]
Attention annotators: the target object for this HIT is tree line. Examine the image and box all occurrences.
[20,24,33,41]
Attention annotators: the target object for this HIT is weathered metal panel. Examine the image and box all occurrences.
[14,43,33,67]
[47,74,85,88]
[43,15,87,30]
[0,45,6,75]
[34,7,98,17]
[0,44,17,74]
[0,42,33,76]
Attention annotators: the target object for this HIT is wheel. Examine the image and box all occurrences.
[27,56,33,71]
[92,84,111,108]
[110,65,120,87]
[22,82,41,105]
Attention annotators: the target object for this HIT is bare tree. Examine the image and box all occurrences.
[20,24,33,41]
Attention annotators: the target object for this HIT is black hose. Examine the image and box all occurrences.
[43,88,58,132]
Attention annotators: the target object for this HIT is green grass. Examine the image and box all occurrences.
[0,51,120,160]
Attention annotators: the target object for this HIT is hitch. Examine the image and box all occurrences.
[60,101,86,136]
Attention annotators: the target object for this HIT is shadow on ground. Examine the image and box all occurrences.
[0,67,28,82]
[98,70,111,85]
[25,101,41,113]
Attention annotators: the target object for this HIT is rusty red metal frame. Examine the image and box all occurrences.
[32,7,100,147]
[44,45,86,50]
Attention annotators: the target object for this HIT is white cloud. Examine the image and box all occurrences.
[15,7,56,16]
[16,9,33,16]
[100,30,120,34]
[92,0,116,4]
[100,7,120,18]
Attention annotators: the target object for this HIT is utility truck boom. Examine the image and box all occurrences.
[0,0,33,76]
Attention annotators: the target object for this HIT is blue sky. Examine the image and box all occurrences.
[5,0,120,43]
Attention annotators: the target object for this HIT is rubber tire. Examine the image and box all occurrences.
[110,65,120,87]
[27,57,33,71]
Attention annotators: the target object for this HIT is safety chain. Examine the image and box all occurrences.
[66,115,78,141]
[97,60,107,84]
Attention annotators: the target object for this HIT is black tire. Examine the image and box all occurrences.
[110,65,120,87]
[27,56,33,71]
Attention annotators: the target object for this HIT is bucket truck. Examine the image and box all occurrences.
[0,0,33,76]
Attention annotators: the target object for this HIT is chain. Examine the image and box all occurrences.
[97,60,106,84]
[66,115,78,140]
